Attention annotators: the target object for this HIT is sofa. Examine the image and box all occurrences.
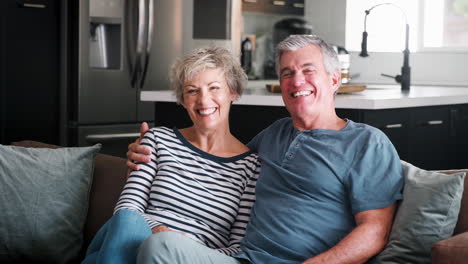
[2,140,468,263]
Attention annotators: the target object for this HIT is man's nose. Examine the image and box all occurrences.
[293,73,305,87]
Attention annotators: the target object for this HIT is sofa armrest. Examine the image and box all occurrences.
[432,231,468,264]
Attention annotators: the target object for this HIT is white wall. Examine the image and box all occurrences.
[305,0,468,86]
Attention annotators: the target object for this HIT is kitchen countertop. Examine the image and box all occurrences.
[141,84,468,110]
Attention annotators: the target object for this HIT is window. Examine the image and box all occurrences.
[345,0,468,52]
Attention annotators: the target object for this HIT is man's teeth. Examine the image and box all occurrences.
[198,108,217,115]
[292,91,312,98]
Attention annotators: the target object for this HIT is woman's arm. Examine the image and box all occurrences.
[218,161,260,255]
[114,129,163,228]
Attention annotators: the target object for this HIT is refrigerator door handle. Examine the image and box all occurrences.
[135,0,148,88]
[125,0,138,88]
[85,132,141,143]
[138,0,154,89]
[125,0,147,88]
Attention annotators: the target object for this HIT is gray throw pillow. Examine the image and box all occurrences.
[0,144,101,264]
[370,160,466,264]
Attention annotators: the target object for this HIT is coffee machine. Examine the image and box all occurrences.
[263,18,313,79]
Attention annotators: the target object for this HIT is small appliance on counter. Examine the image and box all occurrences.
[333,45,351,84]
[263,18,313,79]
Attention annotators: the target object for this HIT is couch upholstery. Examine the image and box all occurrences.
[10,141,468,263]
[11,140,128,261]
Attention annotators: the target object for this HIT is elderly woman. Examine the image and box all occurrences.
[82,47,260,264]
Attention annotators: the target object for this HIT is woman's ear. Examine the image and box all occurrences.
[230,92,239,102]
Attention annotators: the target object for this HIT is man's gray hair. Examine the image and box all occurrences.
[275,35,340,76]
[171,46,247,104]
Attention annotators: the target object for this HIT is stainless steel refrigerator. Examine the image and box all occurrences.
[63,0,188,157]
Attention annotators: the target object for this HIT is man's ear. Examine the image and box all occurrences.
[331,71,341,92]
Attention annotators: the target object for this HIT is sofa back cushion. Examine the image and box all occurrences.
[0,143,100,263]
[370,161,466,264]
[10,141,128,258]
[83,153,127,249]
[442,169,468,235]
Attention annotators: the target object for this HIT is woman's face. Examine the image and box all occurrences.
[182,68,237,131]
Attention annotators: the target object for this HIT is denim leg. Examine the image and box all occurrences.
[81,209,151,264]
[137,232,243,264]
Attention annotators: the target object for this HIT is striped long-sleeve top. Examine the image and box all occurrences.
[114,127,261,255]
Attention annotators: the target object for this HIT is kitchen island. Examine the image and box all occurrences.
[142,84,468,109]
[141,85,468,170]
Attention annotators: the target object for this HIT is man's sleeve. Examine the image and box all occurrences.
[347,136,404,214]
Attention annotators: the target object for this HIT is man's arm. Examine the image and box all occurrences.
[126,122,151,172]
[302,203,396,264]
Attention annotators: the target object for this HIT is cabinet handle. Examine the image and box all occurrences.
[243,0,257,2]
[86,133,140,143]
[20,3,46,8]
[293,3,305,8]
[426,120,443,125]
[384,124,403,129]
[273,1,286,6]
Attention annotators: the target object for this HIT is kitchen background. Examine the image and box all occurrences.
[1,0,467,161]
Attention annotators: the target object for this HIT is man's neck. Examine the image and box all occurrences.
[292,115,347,131]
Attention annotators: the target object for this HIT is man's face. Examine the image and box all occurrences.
[278,44,340,127]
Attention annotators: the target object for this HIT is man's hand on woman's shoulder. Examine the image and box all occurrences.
[126,122,152,173]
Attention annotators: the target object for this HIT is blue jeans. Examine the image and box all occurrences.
[82,209,151,264]
[137,232,247,264]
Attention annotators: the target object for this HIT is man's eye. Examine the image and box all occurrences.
[281,72,293,78]
[303,68,315,74]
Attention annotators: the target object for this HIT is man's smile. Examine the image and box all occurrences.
[291,90,314,98]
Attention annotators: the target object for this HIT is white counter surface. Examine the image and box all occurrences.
[141,84,468,110]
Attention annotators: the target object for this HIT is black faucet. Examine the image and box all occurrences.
[359,3,411,91]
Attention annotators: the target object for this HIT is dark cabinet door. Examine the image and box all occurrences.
[229,104,290,143]
[242,0,305,15]
[450,105,468,169]
[0,0,60,145]
[408,106,450,170]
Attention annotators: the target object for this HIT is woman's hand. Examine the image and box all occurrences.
[152,224,172,234]
[126,122,151,174]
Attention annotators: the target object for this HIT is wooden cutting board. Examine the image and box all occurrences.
[266,84,366,94]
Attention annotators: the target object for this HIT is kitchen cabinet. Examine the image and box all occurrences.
[153,102,468,170]
[450,104,468,169]
[338,105,467,170]
[242,0,304,15]
[0,0,60,145]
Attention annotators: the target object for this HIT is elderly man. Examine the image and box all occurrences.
[127,35,403,264]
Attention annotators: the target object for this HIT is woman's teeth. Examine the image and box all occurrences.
[198,108,217,115]
[292,91,312,98]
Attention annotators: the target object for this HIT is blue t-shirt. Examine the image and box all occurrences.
[237,118,403,264]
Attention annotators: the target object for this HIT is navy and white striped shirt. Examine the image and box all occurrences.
[114,127,261,255]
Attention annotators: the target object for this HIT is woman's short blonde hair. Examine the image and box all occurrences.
[170,46,247,104]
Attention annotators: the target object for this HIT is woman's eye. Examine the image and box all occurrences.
[186,89,197,94]
[210,86,220,90]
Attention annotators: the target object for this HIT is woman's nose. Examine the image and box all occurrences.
[196,89,210,104]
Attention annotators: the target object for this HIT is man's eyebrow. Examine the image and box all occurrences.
[280,63,315,74]
[301,63,315,68]
[279,67,291,74]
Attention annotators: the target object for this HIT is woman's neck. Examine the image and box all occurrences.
[179,126,247,157]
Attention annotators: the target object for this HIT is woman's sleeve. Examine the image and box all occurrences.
[217,160,261,256]
[113,129,163,228]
